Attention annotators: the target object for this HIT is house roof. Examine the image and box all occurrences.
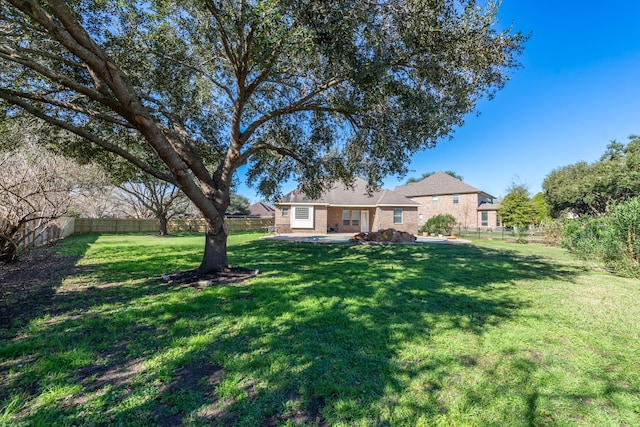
[477,201,501,211]
[277,177,419,207]
[394,171,491,197]
[248,202,275,218]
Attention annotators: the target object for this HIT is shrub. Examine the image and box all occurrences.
[539,218,565,246]
[419,214,457,235]
[561,197,640,278]
[608,197,640,275]
[561,216,615,261]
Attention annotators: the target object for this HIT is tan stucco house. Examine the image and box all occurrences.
[275,178,419,234]
[394,172,501,231]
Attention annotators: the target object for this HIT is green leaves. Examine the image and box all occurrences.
[1,0,525,268]
[419,213,457,235]
[0,0,526,197]
[543,136,640,217]
[498,185,537,229]
[562,196,640,277]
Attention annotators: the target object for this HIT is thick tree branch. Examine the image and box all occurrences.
[1,88,134,128]
[0,89,176,184]
[0,47,123,112]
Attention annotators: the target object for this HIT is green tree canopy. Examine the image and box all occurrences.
[543,136,640,218]
[227,193,250,215]
[530,192,549,226]
[498,184,533,228]
[0,0,526,272]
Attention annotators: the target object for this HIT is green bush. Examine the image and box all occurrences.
[608,197,640,275]
[561,217,614,261]
[562,197,640,278]
[419,214,457,235]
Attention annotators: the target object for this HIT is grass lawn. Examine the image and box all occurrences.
[1,233,639,426]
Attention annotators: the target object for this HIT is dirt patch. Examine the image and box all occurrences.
[154,360,226,426]
[0,247,80,332]
[0,245,260,332]
[162,267,259,288]
[263,391,328,427]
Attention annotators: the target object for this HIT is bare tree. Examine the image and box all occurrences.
[115,174,195,235]
[0,127,81,262]
[66,166,122,218]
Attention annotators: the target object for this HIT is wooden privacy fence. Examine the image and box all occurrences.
[73,217,274,234]
[6,217,273,255]
[16,217,75,251]
[73,218,159,234]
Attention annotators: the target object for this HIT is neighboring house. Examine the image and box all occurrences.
[394,172,501,231]
[248,202,275,218]
[275,177,419,234]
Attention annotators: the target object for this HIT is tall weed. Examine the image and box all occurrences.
[562,197,640,277]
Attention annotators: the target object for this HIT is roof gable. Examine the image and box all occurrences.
[248,202,275,217]
[277,177,419,207]
[394,172,486,197]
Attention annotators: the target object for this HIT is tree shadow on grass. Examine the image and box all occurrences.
[1,239,595,425]
[0,234,99,336]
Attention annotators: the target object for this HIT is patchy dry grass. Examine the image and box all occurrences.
[1,233,639,426]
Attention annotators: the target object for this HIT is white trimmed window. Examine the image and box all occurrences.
[453,194,459,204]
[291,206,314,228]
[282,207,289,217]
[351,210,360,226]
[342,210,361,226]
[432,195,439,205]
[393,209,403,224]
[342,210,351,226]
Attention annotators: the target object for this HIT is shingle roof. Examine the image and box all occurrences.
[277,177,419,207]
[394,171,488,197]
[477,201,501,211]
[248,202,275,218]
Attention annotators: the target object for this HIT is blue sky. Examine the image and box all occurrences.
[239,1,640,202]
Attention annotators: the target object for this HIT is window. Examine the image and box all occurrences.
[351,210,360,226]
[282,207,289,217]
[481,211,488,227]
[295,207,310,219]
[291,206,314,228]
[432,195,439,205]
[342,210,351,226]
[496,216,501,227]
[418,214,424,225]
[453,194,459,204]
[393,209,403,224]
[343,210,361,226]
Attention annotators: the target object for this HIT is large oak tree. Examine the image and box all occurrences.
[0,0,525,272]
[543,136,640,217]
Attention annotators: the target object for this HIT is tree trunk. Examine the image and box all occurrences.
[0,235,18,263]
[159,217,168,236]
[198,216,228,273]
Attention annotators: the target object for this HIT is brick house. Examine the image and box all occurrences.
[394,172,501,231]
[274,177,419,234]
[248,202,275,218]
